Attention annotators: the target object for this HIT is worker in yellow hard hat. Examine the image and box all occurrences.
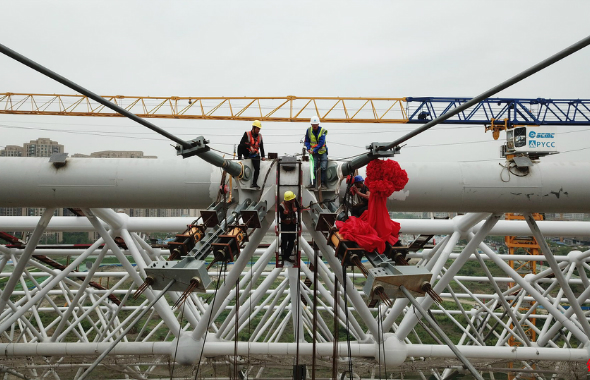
[279,190,300,263]
[304,116,328,189]
[238,120,265,188]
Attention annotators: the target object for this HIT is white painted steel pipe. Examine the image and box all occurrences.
[3,216,590,237]
[0,342,587,363]
[3,158,590,212]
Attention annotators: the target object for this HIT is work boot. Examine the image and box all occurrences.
[251,183,260,189]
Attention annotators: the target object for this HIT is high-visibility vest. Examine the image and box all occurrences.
[247,131,261,154]
[307,127,327,154]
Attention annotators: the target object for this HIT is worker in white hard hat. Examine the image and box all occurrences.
[303,116,328,189]
[279,191,300,263]
[238,120,265,188]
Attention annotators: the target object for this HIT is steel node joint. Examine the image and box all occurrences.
[341,143,400,177]
[176,136,210,158]
[367,142,401,156]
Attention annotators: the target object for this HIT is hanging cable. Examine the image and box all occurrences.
[256,159,277,203]
[170,301,186,379]
[194,261,225,380]
[341,261,353,380]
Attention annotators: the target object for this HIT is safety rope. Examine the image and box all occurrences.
[256,158,277,203]
[193,261,225,380]
[170,301,186,379]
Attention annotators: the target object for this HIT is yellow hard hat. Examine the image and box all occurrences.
[284,191,296,201]
[252,120,262,129]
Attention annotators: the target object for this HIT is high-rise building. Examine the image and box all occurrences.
[23,138,64,157]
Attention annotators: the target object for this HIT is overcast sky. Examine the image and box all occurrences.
[1,1,589,164]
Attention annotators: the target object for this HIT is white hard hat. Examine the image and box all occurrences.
[310,116,320,125]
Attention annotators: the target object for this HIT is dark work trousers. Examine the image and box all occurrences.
[351,204,368,218]
[312,152,328,187]
[281,224,296,259]
[250,153,260,186]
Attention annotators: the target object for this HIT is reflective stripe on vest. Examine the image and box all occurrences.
[308,127,327,154]
[247,131,261,154]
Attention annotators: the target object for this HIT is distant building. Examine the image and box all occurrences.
[24,138,64,157]
[72,150,157,159]
[0,145,24,157]
[1,138,63,157]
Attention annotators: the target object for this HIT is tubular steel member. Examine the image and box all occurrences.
[0,43,243,178]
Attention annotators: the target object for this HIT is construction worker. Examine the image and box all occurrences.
[238,120,265,188]
[348,175,370,217]
[279,191,300,262]
[304,116,328,189]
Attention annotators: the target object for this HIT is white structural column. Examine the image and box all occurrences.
[0,207,55,313]
[396,213,501,341]
[288,267,305,342]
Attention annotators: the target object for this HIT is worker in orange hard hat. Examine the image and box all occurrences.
[238,120,265,189]
[279,191,300,263]
[304,116,328,189]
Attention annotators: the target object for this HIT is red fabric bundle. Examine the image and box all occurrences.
[336,216,385,253]
[335,159,408,253]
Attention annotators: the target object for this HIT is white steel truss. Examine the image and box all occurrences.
[1,203,589,379]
